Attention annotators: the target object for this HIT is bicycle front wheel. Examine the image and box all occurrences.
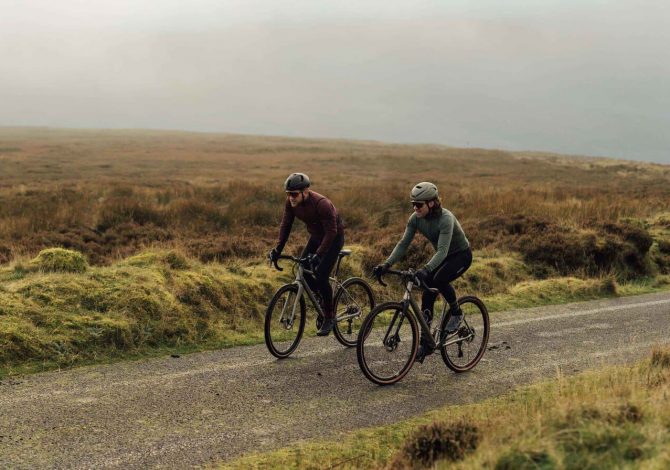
[333,277,375,347]
[264,284,306,359]
[357,302,418,385]
[439,296,489,372]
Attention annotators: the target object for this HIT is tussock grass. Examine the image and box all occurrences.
[1,129,670,374]
[1,129,669,275]
[30,247,88,273]
[223,347,670,469]
[0,248,287,375]
[1,247,668,377]
[484,276,619,311]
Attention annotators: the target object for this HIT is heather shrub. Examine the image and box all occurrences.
[651,347,670,368]
[24,226,107,265]
[464,214,556,250]
[516,222,653,279]
[0,245,12,265]
[388,421,479,468]
[186,236,267,263]
[167,199,229,231]
[657,239,670,255]
[97,197,166,231]
[601,222,653,254]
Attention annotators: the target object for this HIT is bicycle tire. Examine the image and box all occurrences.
[264,284,306,359]
[439,296,489,372]
[357,302,418,385]
[333,277,375,347]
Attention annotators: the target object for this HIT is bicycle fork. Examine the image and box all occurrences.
[382,292,439,352]
[280,282,304,329]
[382,308,404,351]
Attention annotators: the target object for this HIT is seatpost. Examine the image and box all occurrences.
[334,256,342,278]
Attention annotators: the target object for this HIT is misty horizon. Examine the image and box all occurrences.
[1,1,668,163]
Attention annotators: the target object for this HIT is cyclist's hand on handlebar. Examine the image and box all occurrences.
[372,262,390,279]
[268,247,280,263]
[372,263,390,286]
[306,253,321,271]
[415,267,431,287]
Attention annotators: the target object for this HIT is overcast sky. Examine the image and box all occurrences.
[1,0,668,163]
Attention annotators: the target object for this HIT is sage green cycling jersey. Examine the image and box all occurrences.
[385,208,470,272]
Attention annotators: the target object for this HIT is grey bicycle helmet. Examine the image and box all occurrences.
[284,173,311,191]
[410,182,438,201]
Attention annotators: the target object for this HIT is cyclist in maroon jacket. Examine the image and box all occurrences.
[269,173,345,336]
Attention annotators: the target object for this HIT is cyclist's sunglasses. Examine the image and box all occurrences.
[411,201,425,209]
[286,191,302,198]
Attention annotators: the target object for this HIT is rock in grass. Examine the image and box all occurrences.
[31,248,88,273]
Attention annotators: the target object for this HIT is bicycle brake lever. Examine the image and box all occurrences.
[412,272,439,293]
[272,259,283,271]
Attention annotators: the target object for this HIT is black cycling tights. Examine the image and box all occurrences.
[421,247,473,315]
[301,232,345,319]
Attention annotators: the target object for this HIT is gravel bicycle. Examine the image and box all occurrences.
[265,250,375,358]
[357,268,489,385]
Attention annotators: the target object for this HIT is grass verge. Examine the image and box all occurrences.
[1,248,669,378]
[221,347,670,469]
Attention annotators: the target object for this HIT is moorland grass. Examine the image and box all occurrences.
[1,128,669,271]
[1,129,670,375]
[1,246,669,377]
[0,249,285,376]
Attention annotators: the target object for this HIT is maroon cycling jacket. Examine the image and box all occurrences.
[277,190,344,256]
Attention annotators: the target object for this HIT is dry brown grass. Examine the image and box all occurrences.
[1,127,669,280]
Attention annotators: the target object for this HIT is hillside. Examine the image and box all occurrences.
[1,127,669,374]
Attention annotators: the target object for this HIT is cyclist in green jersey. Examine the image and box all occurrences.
[373,182,472,362]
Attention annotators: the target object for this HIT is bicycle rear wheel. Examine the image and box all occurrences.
[439,296,489,372]
[264,284,306,359]
[357,302,418,385]
[333,277,375,347]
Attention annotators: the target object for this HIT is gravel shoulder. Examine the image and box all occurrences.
[1,292,670,469]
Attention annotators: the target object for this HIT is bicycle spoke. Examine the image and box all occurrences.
[440,296,489,372]
[265,284,306,358]
[357,302,417,385]
[333,278,375,347]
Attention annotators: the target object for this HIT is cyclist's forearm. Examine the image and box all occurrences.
[277,227,292,252]
[385,230,414,266]
[277,205,295,251]
[386,242,407,266]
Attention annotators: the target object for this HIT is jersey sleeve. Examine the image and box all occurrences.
[276,199,295,252]
[385,215,417,266]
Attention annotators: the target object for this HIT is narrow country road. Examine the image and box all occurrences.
[1,292,669,469]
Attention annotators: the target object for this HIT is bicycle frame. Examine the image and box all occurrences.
[382,277,475,351]
[280,258,361,327]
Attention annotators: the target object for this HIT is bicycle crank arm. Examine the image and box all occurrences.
[336,312,360,322]
[441,333,474,348]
